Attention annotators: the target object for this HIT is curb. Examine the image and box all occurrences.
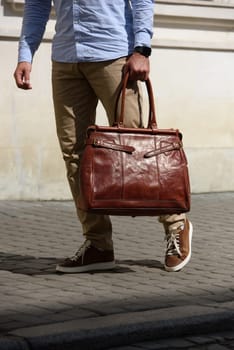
[1,304,234,350]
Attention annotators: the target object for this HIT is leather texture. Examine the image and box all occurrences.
[78,74,191,216]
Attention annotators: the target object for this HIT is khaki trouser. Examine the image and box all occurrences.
[52,58,186,251]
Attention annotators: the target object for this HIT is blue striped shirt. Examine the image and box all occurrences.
[18,0,154,63]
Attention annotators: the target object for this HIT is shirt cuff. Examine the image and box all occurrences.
[18,43,33,63]
[134,32,152,48]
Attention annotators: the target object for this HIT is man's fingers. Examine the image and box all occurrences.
[14,62,32,90]
[124,54,150,81]
[14,70,24,88]
[127,68,148,81]
[23,69,31,87]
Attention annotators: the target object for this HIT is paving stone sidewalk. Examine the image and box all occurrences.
[0,193,234,349]
[108,329,234,350]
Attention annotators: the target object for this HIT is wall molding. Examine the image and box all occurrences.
[153,0,234,50]
[154,1,234,29]
[157,0,234,8]
[4,0,234,14]
[1,0,234,51]
[5,0,24,12]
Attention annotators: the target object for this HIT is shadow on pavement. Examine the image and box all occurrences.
[0,252,163,275]
[0,252,59,275]
[116,259,164,270]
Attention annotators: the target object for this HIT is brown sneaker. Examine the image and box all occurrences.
[164,219,193,272]
[56,240,115,273]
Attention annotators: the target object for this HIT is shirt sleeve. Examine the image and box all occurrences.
[18,0,52,63]
[131,0,154,48]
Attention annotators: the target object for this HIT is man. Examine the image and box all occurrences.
[14,0,192,273]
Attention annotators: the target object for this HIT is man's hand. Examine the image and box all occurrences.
[123,52,150,81]
[14,62,32,90]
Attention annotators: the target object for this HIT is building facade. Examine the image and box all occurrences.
[0,0,234,199]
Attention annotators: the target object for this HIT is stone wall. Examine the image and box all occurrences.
[0,0,234,199]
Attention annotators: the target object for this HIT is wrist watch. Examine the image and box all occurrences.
[134,46,152,57]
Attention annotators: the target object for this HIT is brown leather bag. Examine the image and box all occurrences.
[78,74,191,216]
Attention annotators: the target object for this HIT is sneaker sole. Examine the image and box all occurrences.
[164,221,193,272]
[56,261,115,273]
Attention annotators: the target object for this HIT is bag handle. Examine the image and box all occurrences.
[114,72,158,129]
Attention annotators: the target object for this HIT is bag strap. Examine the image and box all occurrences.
[114,72,158,129]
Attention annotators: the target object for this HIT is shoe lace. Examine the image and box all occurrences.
[165,222,184,257]
[70,240,91,262]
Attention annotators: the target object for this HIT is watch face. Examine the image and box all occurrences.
[134,46,152,57]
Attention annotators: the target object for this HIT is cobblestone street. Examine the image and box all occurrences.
[0,193,234,349]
